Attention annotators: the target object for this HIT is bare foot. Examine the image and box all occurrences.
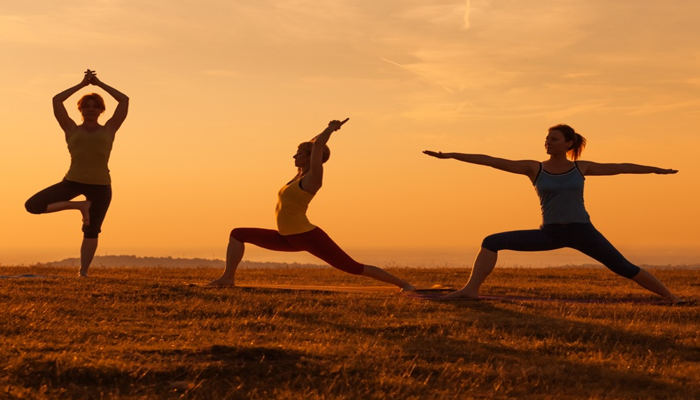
[78,270,89,278]
[440,289,479,300]
[79,201,92,226]
[205,278,236,287]
[668,296,695,305]
[400,284,417,293]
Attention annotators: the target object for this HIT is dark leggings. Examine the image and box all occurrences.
[481,223,641,278]
[231,227,365,275]
[25,179,112,239]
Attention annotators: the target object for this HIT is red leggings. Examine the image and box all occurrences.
[231,227,365,275]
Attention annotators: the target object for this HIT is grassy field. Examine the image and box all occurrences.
[1,265,698,399]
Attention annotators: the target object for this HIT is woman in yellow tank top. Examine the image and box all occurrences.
[206,119,415,292]
[25,70,129,277]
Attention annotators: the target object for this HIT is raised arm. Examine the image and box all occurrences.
[88,72,129,134]
[577,161,678,176]
[301,118,348,194]
[52,74,91,133]
[423,150,540,181]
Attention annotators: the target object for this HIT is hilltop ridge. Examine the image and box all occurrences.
[42,255,325,269]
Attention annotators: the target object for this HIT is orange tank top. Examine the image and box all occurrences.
[65,125,114,185]
[275,178,316,235]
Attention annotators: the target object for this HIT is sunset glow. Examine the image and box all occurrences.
[2,1,699,266]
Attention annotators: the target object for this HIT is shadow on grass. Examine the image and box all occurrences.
[276,299,700,399]
[10,345,325,399]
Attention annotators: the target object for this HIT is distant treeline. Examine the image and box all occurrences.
[43,255,326,269]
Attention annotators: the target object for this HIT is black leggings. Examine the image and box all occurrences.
[25,179,112,239]
[481,223,641,279]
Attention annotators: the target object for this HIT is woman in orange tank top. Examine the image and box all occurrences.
[25,70,129,277]
[206,119,415,292]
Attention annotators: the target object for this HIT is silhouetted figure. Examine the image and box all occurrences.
[424,124,683,303]
[25,70,129,277]
[207,119,415,291]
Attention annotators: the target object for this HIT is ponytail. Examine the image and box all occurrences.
[549,124,586,161]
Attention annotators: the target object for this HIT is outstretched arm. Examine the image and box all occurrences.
[302,118,348,194]
[423,150,540,181]
[53,73,91,133]
[88,72,129,134]
[577,161,678,176]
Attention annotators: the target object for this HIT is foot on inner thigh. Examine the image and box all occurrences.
[79,201,92,226]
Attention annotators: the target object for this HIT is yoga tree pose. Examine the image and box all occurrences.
[424,124,683,303]
[207,119,415,291]
[25,70,129,277]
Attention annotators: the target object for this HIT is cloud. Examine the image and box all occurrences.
[462,0,471,30]
[201,70,243,78]
[380,57,454,93]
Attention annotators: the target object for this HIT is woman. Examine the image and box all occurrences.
[423,124,683,303]
[207,119,415,291]
[25,70,129,277]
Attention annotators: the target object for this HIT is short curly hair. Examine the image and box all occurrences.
[77,93,106,112]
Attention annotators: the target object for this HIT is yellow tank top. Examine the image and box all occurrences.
[275,178,317,235]
[65,126,114,185]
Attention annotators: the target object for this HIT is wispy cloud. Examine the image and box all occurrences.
[381,57,454,94]
[201,70,243,78]
[462,0,471,30]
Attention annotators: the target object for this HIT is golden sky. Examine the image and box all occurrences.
[1,0,699,266]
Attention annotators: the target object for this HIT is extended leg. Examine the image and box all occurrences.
[361,266,415,292]
[288,228,415,291]
[631,270,682,303]
[571,225,682,303]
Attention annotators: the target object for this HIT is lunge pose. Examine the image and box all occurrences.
[207,119,415,291]
[424,124,683,303]
[25,70,129,277]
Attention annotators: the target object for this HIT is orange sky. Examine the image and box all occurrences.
[1,1,699,266]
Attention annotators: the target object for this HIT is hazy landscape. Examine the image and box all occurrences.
[36,254,700,270]
[1,264,698,399]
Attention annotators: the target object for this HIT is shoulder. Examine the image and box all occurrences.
[574,160,594,175]
[523,159,542,177]
[64,124,81,140]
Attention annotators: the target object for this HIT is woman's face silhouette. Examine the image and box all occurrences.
[79,99,104,122]
[544,129,573,156]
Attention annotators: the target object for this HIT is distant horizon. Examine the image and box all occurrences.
[4,245,699,268]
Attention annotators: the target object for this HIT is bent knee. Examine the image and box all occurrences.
[82,226,101,239]
[25,199,46,214]
[230,228,245,242]
[481,235,501,252]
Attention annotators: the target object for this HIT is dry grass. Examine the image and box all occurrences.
[1,265,698,399]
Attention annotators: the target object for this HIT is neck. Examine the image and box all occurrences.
[548,154,570,163]
[81,120,100,129]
